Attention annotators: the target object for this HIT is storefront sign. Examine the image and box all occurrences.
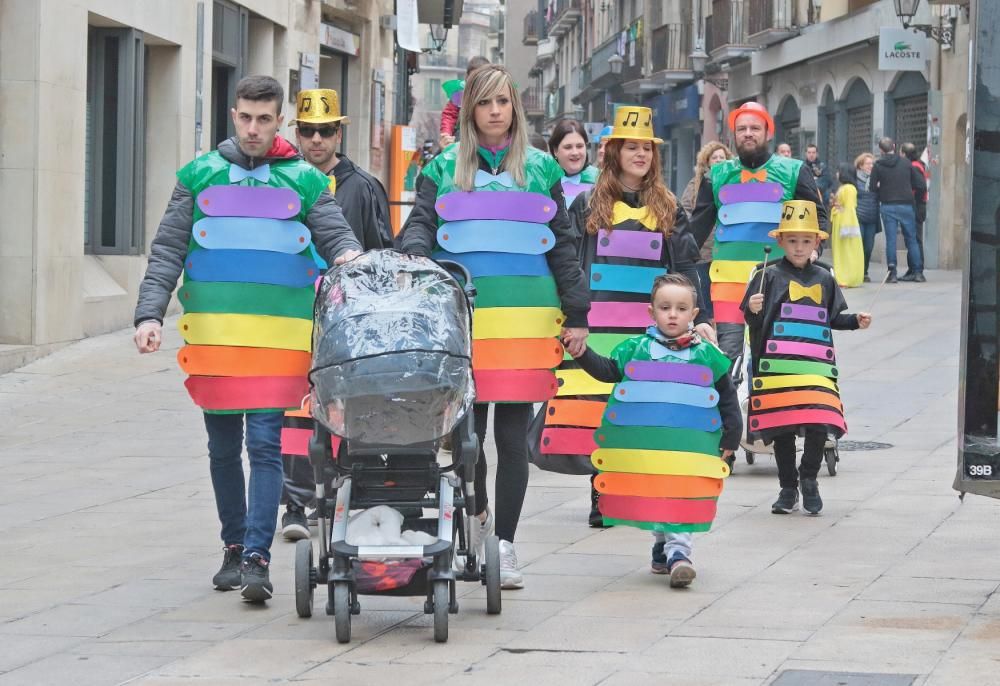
[649,84,701,129]
[321,22,361,57]
[878,27,927,71]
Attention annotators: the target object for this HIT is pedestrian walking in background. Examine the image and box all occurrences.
[549,118,599,210]
[133,75,361,603]
[776,142,792,158]
[829,164,864,287]
[439,56,490,150]
[742,200,872,516]
[400,65,590,589]
[853,152,880,282]
[869,137,927,283]
[803,144,832,208]
[681,141,733,323]
[596,124,614,167]
[569,273,740,587]
[901,141,930,276]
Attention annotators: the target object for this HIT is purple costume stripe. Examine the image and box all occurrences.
[779,302,828,323]
[718,182,784,205]
[596,228,663,260]
[623,360,714,386]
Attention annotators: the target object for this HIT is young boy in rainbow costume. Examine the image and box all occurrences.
[742,200,872,515]
[567,273,741,587]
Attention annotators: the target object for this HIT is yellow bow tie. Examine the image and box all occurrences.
[612,201,657,230]
[327,175,337,195]
[789,282,823,304]
[741,169,768,183]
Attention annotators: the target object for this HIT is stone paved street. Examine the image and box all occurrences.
[2,269,999,685]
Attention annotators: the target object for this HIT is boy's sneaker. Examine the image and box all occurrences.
[771,487,800,514]
[650,541,669,574]
[240,553,273,602]
[281,505,310,541]
[800,478,823,515]
[498,539,524,589]
[212,544,244,591]
[667,554,696,588]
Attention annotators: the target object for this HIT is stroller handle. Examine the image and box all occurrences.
[435,259,477,302]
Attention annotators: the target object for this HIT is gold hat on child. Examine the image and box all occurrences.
[293,89,349,125]
[603,106,663,144]
[768,200,829,240]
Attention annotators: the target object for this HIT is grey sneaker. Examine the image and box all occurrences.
[498,539,524,589]
[771,487,800,514]
[667,555,697,588]
[800,478,823,515]
[281,505,310,541]
[212,544,244,590]
[240,553,273,603]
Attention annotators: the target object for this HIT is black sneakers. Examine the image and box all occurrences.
[900,271,927,283]
[240,553,273,602]
[886,268,898,284]
[212,544,244,591]
[589,475,610,528]
[650,541,668,574]
[800,479,823,515]
[281,505,310,541]
[771,487,800,514]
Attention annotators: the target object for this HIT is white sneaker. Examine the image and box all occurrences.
[498,539,524,589]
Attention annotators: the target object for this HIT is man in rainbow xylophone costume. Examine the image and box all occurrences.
[571,273,741,588]
[133,76,361,603]
[742,200,872,516]
[689,102,829,362]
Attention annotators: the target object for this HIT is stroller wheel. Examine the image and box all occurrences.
[484,535,502,615]
[433,580,450,643]
[825,447,839,476]
[294,539,314,618]
[333,582,352,644]
[744,449,755,465]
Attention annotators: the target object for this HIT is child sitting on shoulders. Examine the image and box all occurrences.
[565,273,741,588]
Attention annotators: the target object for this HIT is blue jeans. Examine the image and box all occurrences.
[204,412,284,561]
[880,203,923,273]
[860,222,878,276]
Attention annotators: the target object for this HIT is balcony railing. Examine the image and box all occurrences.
[523,10,541,46]
[546,86,566,120]
[522,86,544,117]
[421,53,464,69]
[591,23,643,86]
[746,0,798,46]
[651,23,692,73]
[546,0,582,38]
[709,0,754,57]
[536,37,557,64]
[577,59,592,95]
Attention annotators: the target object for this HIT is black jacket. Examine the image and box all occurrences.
[688,151,830,250]
[398,153,590,328]
[568,190,709,326]
[575,346,743,451]
[329,153,392,249]
[869,153,927,206]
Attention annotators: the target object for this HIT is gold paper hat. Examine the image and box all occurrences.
[603,106,663,144]
[293,89,349,125]
[769,200,829,240]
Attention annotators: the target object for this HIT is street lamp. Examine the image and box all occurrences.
[608,53,624,76]
[689,45,728,91]
[427,23,449,53]
[893,0,954,48]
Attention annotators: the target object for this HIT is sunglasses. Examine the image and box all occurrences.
[299,124,340,138]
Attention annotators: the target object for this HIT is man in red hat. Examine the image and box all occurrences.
[688,101,829,361]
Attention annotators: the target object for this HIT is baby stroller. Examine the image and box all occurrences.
[294,250,501,643]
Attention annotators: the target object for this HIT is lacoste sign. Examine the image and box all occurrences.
[879,27,928,71]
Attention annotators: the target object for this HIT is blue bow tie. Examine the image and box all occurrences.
[564,172,582,184]
[474,169,515,188]
[229,163,271,184]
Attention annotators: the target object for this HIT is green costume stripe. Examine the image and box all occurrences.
[179,281,314,319]
[593,424,722,456]
[758,358,838,378]
[562,332,633,361]
[602,518,712,533]
[474,276,559,308]
[713,241,786,262]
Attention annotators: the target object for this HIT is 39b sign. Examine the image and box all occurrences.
[968,464,994,477]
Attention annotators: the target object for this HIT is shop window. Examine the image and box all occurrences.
[84,27,146,256]
[211,0,248,147]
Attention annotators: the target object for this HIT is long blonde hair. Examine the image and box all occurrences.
[454,65,529,191]
[586,138,677,237]
[692,141,732,195]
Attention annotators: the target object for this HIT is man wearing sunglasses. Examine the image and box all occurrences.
[292,89,391,252]
[279,88,392,542]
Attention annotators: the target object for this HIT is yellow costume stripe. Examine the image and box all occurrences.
[710,260,757,284]
[555,368,615,396]
[591,449,731,479]
[472,307,564,340]
[179,313,312,352]
[751,374,839,393]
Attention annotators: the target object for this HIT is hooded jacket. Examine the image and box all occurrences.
[328,153,392,249]
[869,153,927,207]
[134,136,360,325]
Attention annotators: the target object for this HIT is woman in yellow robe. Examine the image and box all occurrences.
[830,164,865,287]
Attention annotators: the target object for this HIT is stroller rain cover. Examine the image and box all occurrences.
[310,250,474,445]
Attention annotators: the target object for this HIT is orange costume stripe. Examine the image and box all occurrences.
[710,282,747,304]
[594,472,723,499]
[749,389,843,412]
[543,398,606,428]
[178,345,311,377]
[472,338,564,370]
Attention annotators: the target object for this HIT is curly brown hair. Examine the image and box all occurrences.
[586,138,677,237]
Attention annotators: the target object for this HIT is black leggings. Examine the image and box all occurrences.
[472,402,531,543]
[773,429,827,489]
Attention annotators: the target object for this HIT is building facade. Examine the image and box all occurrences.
[0,0,400,364]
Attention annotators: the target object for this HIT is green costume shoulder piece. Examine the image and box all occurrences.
[609,335,732,382]
[421,145,563,197]
[579,165,600,184]
[709,154,803,208]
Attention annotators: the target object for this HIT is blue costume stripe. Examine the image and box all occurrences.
[605,401,722,432]
[185,249,319,288]
[772,322,832,342]
[431,250,552,277]
[589,263,666,294]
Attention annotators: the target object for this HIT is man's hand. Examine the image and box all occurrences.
[134,321,162,354]
[748,293,764,314]
[334,249,362,265]
[857,312,872,329]
[561,327,588,358]
[694,322,717,345]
